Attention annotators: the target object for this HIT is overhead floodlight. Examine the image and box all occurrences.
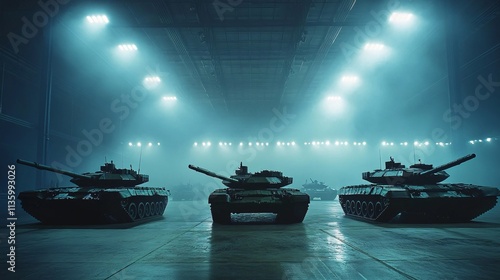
[118,44,138,51]
[145,76,161,83]
[162,96,177,101]
[389,12,414,23]
[137,142,142,147]
[341,75,359,83]
[148,142,153,147]
[86,15,109,24]
[143,76,161,88]
[364,43,385,51]
[326,96,342,101]
[128,142,133,146]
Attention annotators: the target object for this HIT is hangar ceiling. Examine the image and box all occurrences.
[1,0,500,136]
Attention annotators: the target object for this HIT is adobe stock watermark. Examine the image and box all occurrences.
[49,64,168,183]
[178,106,297,221]
[213,0,243,21]
[7,0,72,54]
[339,0,402,62]
[405,73,499,166]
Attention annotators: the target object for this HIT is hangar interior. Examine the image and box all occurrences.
[1,0,500,279]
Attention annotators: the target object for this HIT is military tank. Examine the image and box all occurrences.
[338,154,500,222]
[188,162,310,224]
[302,179,337,201]
[17,159,170,224]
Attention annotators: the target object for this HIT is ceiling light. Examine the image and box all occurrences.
[118,44,137,51]
[389,12,414,23]
[162,96,177,101]
[86,15,109,24]
[364,43,385,51]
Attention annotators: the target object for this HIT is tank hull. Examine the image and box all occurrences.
[338,183,499,223]
[208,188,310,224]
[18,186,169,224]
[303,188,337,201]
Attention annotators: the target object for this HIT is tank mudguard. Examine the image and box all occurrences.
[209,193,230,203]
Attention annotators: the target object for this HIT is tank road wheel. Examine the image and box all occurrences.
[150,202,157,216]
[155,202,161,216]
[159,201,165,214]
[350,200,356,214]
[356,201,362,216]
[374,202,383,218]
[145,202,151,217]
[344,200,351,214]
[138,202,145,219]
[361,201,368,217]
[128,203,138,221]
[367,202,375,218]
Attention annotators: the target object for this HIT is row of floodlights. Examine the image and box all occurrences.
[305,141,367,146]
[193,140,490,148]
[469,138,496,144]
[381,141,453,146]
[128,142,161,147]
[194,141,370,147]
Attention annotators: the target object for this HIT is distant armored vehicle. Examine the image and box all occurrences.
[302,179,337,200]
[188,163,310,224]
[17,159,169,224]
[338,154,500,222]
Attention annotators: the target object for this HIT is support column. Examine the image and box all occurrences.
[36,18,53,187]
[444,0,464,152]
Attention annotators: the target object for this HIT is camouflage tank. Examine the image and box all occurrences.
[17,159,170,224]
[188,162,310,224]
[302,179,337,201]
[338,154,500,222]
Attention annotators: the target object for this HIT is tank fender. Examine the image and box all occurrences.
[209,193,230,203]
[285,193,310,203]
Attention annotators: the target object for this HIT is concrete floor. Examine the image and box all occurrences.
[2,199,500,280]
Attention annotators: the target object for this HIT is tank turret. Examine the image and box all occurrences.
[17,159,148,188]
[362,154,476,185]
[188,162,292,189]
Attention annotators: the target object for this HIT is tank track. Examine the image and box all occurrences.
[123,196,168,222]
[339,195,498,223]
[20,192,168,224]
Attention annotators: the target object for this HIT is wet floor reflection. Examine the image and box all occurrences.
[208,214,309,279]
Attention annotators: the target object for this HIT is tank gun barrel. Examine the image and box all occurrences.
[420,153,476,176]
[17,159,90,180]
[188,164,239,183]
